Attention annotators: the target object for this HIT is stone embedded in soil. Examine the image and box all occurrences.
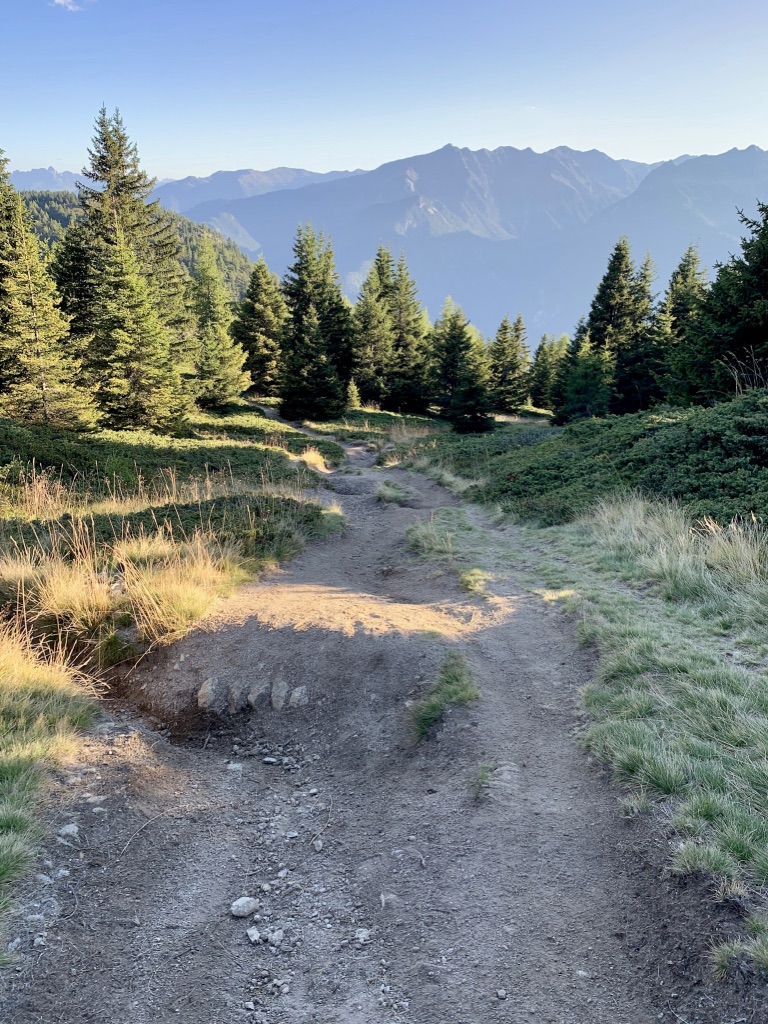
[271,678,289,711]
[57,824,79,838]
[246,927,262,944]
[197,676,225,713]
[496,989,508,1000]
[288,686,308,707]
[312,838,324,852]
[231,897,260,918]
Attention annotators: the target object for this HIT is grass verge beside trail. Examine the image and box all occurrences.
[304,408,441,447]
[0,628,97,930]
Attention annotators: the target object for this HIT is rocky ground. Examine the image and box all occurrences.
[2,439,766,1024]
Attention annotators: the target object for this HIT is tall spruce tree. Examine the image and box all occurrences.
[230,256,287,396]
[86,228,189,429]
[0,151,19,380]
[489,314,530,412]
[55,108,193,362]
[280,225,346,420]
[610,253,662,414]
[529,333,568,410]
[382,253,430,413]
[352,259,394,405]
[582,237,660,417]
[0,194,97,428]
[431,301,493,432]
[191,235,250,408]
[655,245,709,402]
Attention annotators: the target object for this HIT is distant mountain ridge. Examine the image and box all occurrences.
[11,145,768,336]
[10,167,80,192]
[150,167,365,213]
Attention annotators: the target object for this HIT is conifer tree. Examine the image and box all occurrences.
[610,253,662,414]
[0,194,97,428]
[86,229,189,430]
[557,332,613,422]
[280,226,346,420]
[0,151,20,371]
[431,301,493,432]
[529,333,568,410]
[656,245,710,402]
[352,259,394,405]
[55,108,192,361]
[280,301,346,421]
[192,234,250,408]
[230,256,287,395]
[382,253,430,413]
[489,314,530,412]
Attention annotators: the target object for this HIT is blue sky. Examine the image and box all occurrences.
[3,0,767,177]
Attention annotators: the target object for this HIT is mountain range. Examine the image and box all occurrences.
[11,145,768,337]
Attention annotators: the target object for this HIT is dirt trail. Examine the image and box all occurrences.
[2,439,765,1024]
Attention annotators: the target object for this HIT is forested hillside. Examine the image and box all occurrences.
[22,189,253,300]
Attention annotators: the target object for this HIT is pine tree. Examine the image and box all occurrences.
[0,151,20,380]
[610,253,662,414]
[192,234,250,408]
[56,108,193,362]
[280,301,346,421]
[431,301,493,432]
[529,333,569,410]
[0,194,97,429]
[86,230,189,430]
[352,259,394,405]
[558,333,614,422]
[489,314,530,412]
[230,256,287,396]
[656,245,710,402]
[382,253,430,413]
[280,225,348,420]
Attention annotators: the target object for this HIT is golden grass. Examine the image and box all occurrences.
[0,625,96,907]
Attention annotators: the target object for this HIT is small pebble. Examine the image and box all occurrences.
[312,838,324,852]
[496,989,507,1000]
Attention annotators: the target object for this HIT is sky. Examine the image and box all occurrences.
[2,0,767,178]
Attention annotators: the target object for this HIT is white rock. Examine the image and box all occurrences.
[246,926,262,944]
[227,763,243,772]
[576,969,591,979]
[231,897,260,918]
[312,838,324,853]
[271,678,289,711]
[267,928,284,946]
[262,756,278,765]
[355,928,372,945]
[35,874,53,886]
[198,676,225,713]
[288,686,308,708]
[58,823,79,838]
[285,831,299,840]
[496,989,508,1000]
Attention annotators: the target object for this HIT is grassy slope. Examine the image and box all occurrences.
[403,394,768,525]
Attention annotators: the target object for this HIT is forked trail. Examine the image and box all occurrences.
[2,439,763,1023]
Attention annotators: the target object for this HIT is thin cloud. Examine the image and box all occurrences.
[52,0,84,10]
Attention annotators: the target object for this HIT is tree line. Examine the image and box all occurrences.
[2,107,766,436]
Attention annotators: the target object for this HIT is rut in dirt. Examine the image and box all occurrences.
[3,442,765,1024]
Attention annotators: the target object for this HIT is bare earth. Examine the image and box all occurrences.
[2,438,767,1024]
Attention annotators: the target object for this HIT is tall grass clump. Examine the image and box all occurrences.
[0,626,95,910]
